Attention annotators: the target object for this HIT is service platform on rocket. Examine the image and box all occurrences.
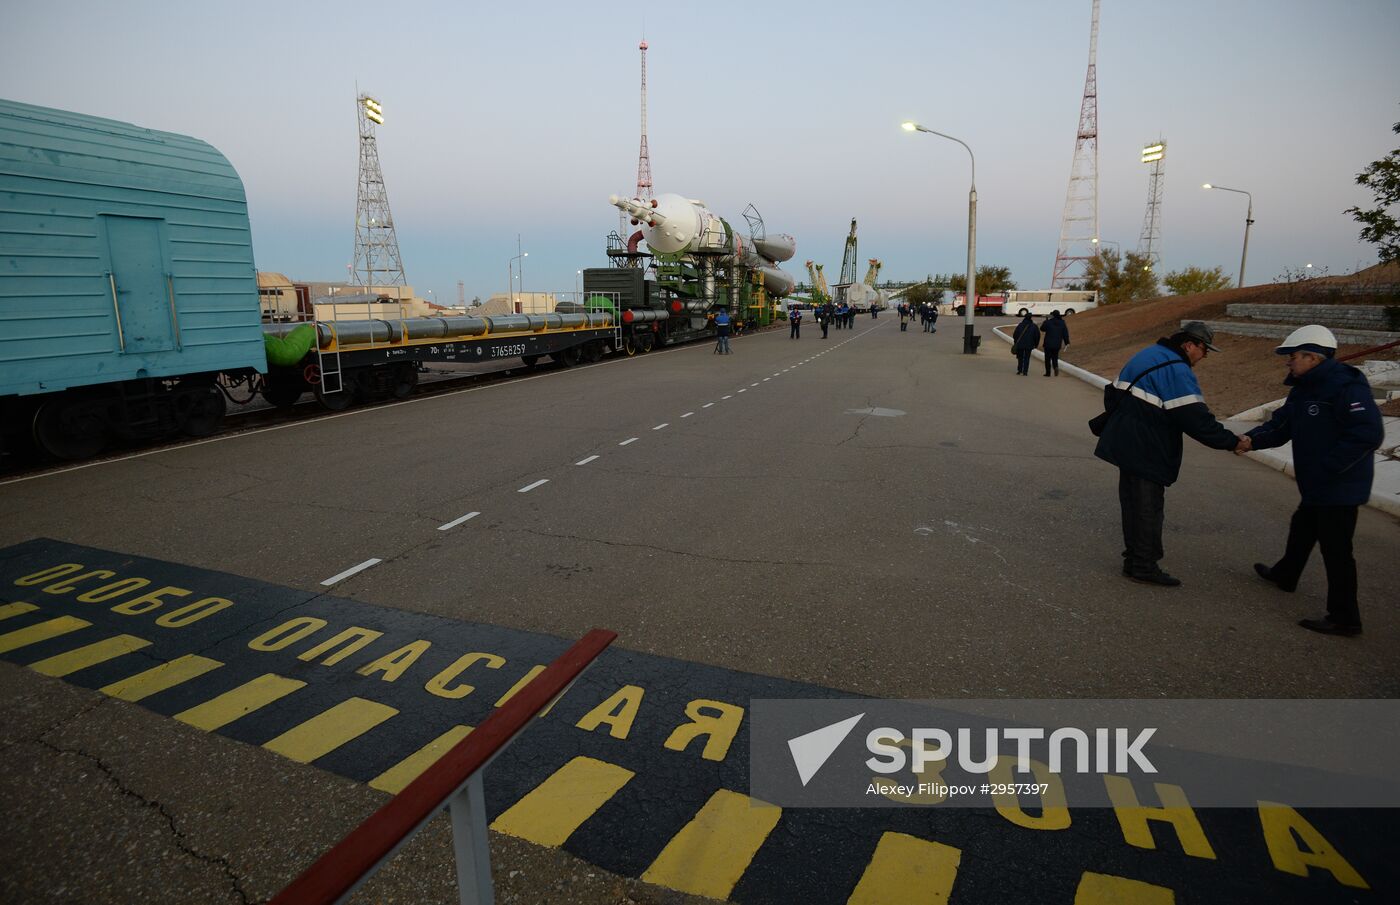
[610,192,797,297]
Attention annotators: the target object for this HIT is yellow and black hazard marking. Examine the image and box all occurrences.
[0,538,1392,903]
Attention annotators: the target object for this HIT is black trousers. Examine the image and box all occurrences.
[1119,470,1166,574]
[1044,346,1061,374]
[1271,504,1361,625]
[790,321,800,338]
[1015,349,1033,374]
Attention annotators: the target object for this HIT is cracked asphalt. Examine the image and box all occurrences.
[1,317,1398,902]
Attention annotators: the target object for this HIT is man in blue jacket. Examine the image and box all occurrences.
[1244,325,1384,636]
[1041,310,1070,376]
[1095,322,1242,585]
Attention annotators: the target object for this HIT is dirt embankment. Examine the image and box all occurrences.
[1061,266,1400,417]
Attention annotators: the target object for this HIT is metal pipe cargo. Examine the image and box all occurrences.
[621,309,670,324]
[262,311,613,351]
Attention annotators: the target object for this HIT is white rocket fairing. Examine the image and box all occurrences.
[609,192,797,297]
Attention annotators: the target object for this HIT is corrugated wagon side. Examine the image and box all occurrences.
[0,98,265,460]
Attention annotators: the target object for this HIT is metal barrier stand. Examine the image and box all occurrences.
[270,627,618,905]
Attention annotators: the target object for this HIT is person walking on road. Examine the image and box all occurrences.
[1012,313,1040,375]
[1094,322,1243,586]
[899,305,909,332]
[820,304,831,338]
[928,306,938,334]
[789,305,802,339]
[1242,325,1384,636]
[714,308,733,354]
[1041,310,1070,376]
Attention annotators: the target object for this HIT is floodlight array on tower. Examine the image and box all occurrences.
[351,93,407,287]
[1137,140,1166,271]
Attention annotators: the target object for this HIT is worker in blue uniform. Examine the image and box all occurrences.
[1244,325,1384,636]
[1094,322,1242,586]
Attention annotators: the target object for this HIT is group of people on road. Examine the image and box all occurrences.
[1011,310,1071,375]
[1093,321,1384,637]
[897,302,939,334]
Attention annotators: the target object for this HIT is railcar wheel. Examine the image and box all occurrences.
[552,346,581,368]
[33,397,105,461]
[315,374,356,411]
[638,333,654,353]
[623,336,637,356]
[391,363,419,398]
[261,374,305,408]
[582,341,605,363]
[181,386,227,437]
[521,354,540,369]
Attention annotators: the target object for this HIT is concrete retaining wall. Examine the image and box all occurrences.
[1225,303,1400,331]
[1189,319,1400,346]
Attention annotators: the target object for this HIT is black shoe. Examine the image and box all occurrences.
[1129,570,1182,587]
[1298,617,1362,637]
[1253,562,1297,592]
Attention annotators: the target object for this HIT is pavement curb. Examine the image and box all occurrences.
[990,324,1400,519]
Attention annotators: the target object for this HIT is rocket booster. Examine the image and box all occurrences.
[609,192,796,296]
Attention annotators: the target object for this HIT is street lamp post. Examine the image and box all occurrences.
[509,252,528,313]
[903,121,978,353]
[576,269,583,301]
[1202,184,1253,288]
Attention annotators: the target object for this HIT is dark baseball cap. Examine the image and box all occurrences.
[1180,321,1221,352]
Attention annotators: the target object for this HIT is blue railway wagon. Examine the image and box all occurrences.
[0,99,265,459]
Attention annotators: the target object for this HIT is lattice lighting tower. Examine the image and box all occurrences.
[1051,0,1101,289]
[635,40,654,206]
[351,93,406,287]
[1136,140,1166,271]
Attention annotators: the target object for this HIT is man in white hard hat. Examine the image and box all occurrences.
[1242,325,1384,637]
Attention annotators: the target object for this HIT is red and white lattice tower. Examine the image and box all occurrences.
[635,39,654,204]
[1050,0,1101,289]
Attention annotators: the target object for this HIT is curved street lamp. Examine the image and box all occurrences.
[1202,184,1254,288]
[903,121,978,354]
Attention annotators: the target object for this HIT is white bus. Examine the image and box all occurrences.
[1003,290,1098,317]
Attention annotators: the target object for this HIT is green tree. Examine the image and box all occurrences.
[1083,250,1159,305]
[1345,118,1400,264]
[948,265,1017,295]
[1162,265,1233,296]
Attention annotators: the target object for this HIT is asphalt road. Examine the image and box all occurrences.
[4,317,1396,697]
[2,316,1396,903]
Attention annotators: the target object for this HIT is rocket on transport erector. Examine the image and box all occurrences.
[609,192,797,297]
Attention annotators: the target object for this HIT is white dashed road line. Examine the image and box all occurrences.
[518,479,550,493]
[653,423,669,430]
[575,455,599,466]
[703,403,715,408]
[620,437,639,446]
[321,558,382,586]
[681,412,694,418]
[437,512,480,531]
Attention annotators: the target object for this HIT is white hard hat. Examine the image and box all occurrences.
[1275,324,1338,356]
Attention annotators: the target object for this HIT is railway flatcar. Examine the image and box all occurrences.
[0,98,266,460]
[0,99,716,465]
